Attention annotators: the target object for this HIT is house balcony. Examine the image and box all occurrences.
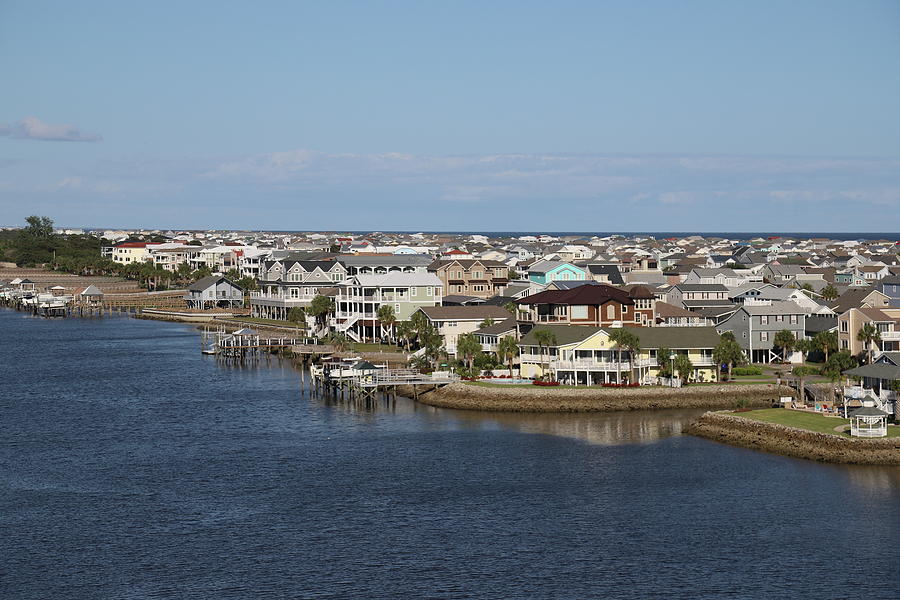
[249,292,312,307]
[551,360,633,372]
[641,357,716,368]
[878,331,900,342]
[535,314,568,323]
[844,385,896,403]
[333,310,377,321]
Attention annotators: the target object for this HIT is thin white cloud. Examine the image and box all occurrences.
[2,116,102,142]
[197,149,900,210]
[7,148,897,230]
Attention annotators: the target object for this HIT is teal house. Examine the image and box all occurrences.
[527,260,588,285]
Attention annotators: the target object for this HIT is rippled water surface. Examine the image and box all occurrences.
[2,311,898,599]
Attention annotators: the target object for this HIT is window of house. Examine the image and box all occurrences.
[623,305,628,313]
[571,305,588,319]
[760,331,768,342]
[790,314,797,324]
[761,315,769,325]
[427,287,433,296]
[411,287,417,297]
[606,304,615,320]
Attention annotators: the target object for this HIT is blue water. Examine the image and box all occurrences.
[2,310,898,599]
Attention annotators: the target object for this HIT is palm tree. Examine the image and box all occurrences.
[533,329,557,381]
[856,323,881,364]
[773,329,798,363]
[820,284,839,302]
[287,306,306,334]
[657,346,673,379]
[308,294,335,333]
[327,331,350,352]
[396,321,414,352]
[713,334,745,381]
[813,330,838,363]
[456,333,482,373]
[674,353,694,385]
[619,330,641,385]
[478,318,496,329]
[503,301,518,315]
[421,324,446,370]
[821,350,857,408]
[376,304,397,343]
[608,328,630,384]
[410,310,429,340]
[791,365,818,405]
[496,336,519,378]
[176,262,193,284]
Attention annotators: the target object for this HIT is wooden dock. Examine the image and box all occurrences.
[311,363,459,400]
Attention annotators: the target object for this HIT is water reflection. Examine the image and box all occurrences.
[299,370,703,446]
[446,408,706,445]
[841,464,900,494]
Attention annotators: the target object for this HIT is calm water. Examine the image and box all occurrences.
[2,310,898,599]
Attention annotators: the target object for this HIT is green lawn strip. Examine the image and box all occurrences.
[225,316,307,329]
[728,408,900,438]
[688,381,773,386]
[350,343,402,352]
[461,380,772,389]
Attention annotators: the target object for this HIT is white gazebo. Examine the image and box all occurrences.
[849,406,888,438]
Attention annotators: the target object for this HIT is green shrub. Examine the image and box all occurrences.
[732,366,763,376]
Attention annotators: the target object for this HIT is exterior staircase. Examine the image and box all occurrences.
[333,315,361,343]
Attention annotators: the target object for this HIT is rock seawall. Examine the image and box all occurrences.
[687,412,900,465]
[409,382,791,413]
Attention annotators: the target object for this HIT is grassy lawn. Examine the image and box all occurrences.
[350,343,403,352]
[729,408,900,438]
[224,316,307,329]
[689,381,774,386]
[462,381,580,389]
[463,380,780,389]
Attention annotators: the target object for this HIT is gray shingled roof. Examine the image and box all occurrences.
[476,318,517,335]
[419,305,511,321]
[741,301,806,315]
[188,275,234,292]
[677,284,730,292]
[844,362,900,380]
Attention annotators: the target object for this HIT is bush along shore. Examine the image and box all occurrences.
[687,412,900,466]
[406,382,792,413]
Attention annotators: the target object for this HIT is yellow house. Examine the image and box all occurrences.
[111,242,164,265]
[518,325,720,385]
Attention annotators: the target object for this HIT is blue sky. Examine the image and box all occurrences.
[1,0,898,231]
